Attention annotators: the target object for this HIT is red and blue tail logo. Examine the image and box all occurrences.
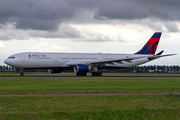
[135,32,162,55]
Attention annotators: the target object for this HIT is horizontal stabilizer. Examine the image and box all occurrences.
[148,54,176,61]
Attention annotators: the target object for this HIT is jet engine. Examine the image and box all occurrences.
[73,64,90,74]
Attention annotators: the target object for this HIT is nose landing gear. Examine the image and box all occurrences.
[20,68,25,76]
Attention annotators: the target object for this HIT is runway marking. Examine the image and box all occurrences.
[1,92,180,97]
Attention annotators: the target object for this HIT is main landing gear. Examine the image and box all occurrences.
[76,73,87,76]
[91,72,102,76]
[20,68,25,76]
[76,72,103,76]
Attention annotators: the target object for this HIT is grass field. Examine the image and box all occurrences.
[1,94,180,120]
[0,76,180,94]
[0,72,180,119]
[1,71,180,76]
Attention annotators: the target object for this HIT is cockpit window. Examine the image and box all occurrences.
[8,56,15,59]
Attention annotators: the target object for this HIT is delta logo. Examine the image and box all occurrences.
[28,54,46,57]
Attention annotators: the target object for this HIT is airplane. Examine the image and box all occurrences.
[4,32,175,76]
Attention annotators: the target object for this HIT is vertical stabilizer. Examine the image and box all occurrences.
[135,32,162,55]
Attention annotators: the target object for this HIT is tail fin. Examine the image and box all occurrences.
[135,32,162,55]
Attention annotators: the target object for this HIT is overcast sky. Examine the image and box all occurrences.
[0,0,179,65]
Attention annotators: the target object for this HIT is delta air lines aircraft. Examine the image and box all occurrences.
[4,32,175,76]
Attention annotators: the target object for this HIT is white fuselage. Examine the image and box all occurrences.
[4,32,174,76]
[4,52,152,70]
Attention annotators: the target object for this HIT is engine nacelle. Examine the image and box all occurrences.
[48,69,62,73]
[73,64,90,73]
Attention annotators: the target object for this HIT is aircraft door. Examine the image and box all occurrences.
[54,55,59,62]
[101,54,104,60]
[21,55,26,62]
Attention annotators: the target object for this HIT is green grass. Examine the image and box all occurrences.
[0,77,180,94]
[1,94,180,119]
[1,73,180,119]
[1,71,180,76]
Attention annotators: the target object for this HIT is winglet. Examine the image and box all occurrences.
[156,50,164,55]
[135,32,162,55]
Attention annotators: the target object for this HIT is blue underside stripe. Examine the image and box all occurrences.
[25,66,126,70]
[98,66,126,70]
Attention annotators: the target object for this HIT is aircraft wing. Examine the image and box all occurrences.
[89,54,175,67]
[63,56,150,67]
[89,56,146,66]
[63,54,176,67]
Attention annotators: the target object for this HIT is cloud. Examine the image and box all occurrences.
[52,45,63,50]
[39,41,48,46]
[163,21,179,32]
[95,0,180,21]
[0,0,180,44]
[0,41,5,47]
[0,0,180,32]
[80,32,124,42]
[0,23,29,40]
[29,24,81,38]
[138,19,180,32]
[0,23,81,40]
[0,0,74,31]
[0,23,125,42]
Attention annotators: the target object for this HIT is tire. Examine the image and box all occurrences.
[97,72,102,76]
[91,72,103,76]
[20,72,25,76]
[91,72,97,76]
[82,73,87,76]
[76,73,87,76]
[76,73,81,76]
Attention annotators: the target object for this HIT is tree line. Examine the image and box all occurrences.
[0,65,180,73]
[106,65,180,73]
[0,65,16,71]
[128,65,179,73]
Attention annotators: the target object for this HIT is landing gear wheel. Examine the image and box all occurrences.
[91,72,102,76]
[76,73,87,76]
[97,72,102,76]
[20,72,25,76]
[20,68,25,76]
[82,73,87,76]
[91,72,97,76]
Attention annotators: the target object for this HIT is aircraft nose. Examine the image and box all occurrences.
[4,59,8,64]
[4,59,11,66]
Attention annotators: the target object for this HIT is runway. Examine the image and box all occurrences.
[1,75,180,77]
[1,92,180,97]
